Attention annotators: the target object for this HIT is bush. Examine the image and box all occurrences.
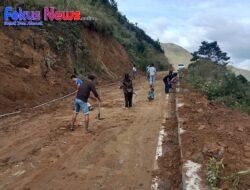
[186,59,250,114]
[201,80,222,100]
[56,36,65,52]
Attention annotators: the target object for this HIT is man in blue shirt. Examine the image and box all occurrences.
[71,75,83,90]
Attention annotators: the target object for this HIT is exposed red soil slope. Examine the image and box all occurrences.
[0,28,132,113]
[84,29,132,80]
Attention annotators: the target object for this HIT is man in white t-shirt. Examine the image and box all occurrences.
[132,64,137,79]
[149,64,156,85]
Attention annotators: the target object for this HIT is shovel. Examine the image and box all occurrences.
[97,102,101,119]
[97,89,105,120]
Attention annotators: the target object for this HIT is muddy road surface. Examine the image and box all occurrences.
[0,75,171,190]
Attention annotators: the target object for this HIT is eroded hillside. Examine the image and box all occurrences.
[0,0,168,113]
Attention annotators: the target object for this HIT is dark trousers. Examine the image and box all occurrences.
[165,84,171,94]
[124,92,133,107]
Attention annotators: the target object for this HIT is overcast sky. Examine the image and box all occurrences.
[116,0,250,70]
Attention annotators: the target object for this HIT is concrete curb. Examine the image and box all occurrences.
[151,94,169,190]
[176,85,208,190]
[175,95,186,189]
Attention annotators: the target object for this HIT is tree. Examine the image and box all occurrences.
[137,42,146,54]
[237,74,248,84]
[191,41,230,65]
[109,0,118,11]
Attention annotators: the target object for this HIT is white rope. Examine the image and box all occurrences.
[31,91,77,109]
[0,81,120,119]
[0,111,22,118]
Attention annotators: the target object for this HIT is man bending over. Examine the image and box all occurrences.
[71,75,101,133]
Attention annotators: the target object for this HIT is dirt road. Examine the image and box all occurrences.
[0,75,169,190]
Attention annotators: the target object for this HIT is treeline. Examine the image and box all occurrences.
[185,41,250,114]
[15,0,168,72]
[88,0,163,52]
[82,0,167,70]
[9,0,168,73]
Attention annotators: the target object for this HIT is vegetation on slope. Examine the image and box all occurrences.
[2,0,168,74]
[185,41,250,114]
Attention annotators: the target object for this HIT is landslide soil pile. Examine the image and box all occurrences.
[0,27,131,113]
[0,1,169,114]
[177,82,250,189]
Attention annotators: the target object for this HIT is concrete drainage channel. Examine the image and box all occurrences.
[176,85,208,190]
[151,85,207,190]
[151,93,182,189]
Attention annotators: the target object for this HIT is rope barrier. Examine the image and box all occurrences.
[0,81,120,119]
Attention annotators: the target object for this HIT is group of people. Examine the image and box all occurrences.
[120,63,158,109]
[70,64,178,133]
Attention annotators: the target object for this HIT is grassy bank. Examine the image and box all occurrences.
[185,59,250,114]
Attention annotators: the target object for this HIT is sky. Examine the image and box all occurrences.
[116,0,250,70]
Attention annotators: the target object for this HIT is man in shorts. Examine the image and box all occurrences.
[71,75,101,133]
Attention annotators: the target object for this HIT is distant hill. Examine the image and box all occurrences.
[161,43,192,69]
[162,43,250,81]
[228,66,250,81]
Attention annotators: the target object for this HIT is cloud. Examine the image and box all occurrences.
[117,0,250,70]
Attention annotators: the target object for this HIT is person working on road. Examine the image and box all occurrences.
[149,64,156,86]
[120,73,133,109]
[163,69,177,94]
[163,71,173,94]
[170,73,178,89]
[71,75,83,90]
[71,75,101,133]
[132,64,137,79]
[148,85,155,101]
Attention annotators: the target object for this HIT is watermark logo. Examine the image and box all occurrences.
[4,6,42,26]
[3,6,81,26]
[44,7,80,21]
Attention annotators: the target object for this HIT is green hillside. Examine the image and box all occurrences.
[161,43,192,69]
[5,0,169,72]
[185,41,250,114]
